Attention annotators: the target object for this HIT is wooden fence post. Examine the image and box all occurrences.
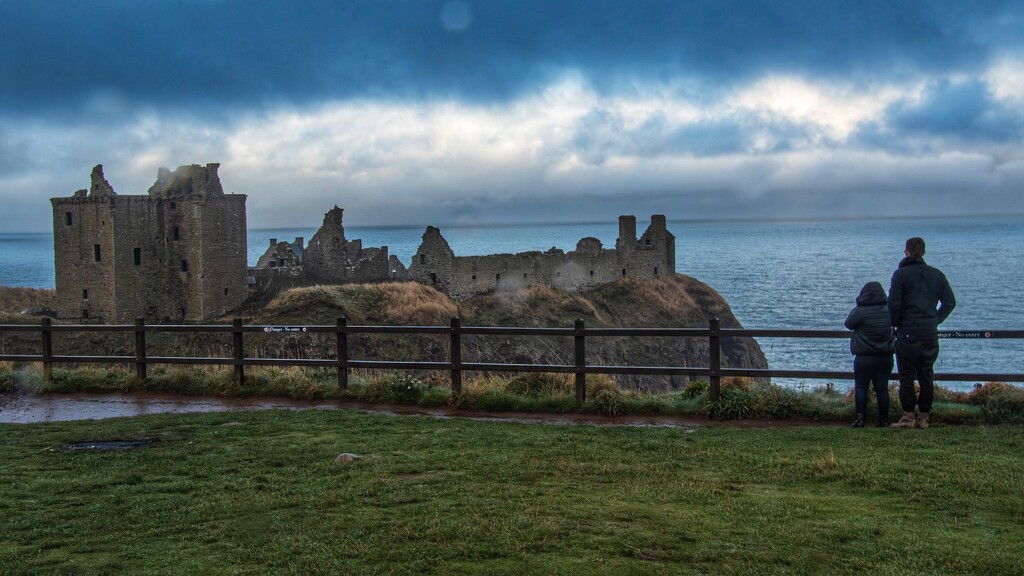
[135,316,147,380]
[575,318,586,404]
[336,316,348,390]
[41,317,53,383]
[709,317,721,401]
[450,317,462,395]
[232,317,244,385]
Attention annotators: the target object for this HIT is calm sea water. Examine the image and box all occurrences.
[3,216,1022,391]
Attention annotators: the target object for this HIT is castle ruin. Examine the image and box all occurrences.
[248,206,407,305]
[407,215,676,299]
[51,162,678,319]
[51,164,248,323]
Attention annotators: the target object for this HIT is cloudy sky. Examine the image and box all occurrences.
[1,0,1022,232]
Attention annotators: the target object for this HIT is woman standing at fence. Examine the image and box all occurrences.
[845,281,895,427]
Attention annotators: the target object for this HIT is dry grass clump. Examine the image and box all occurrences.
[0,287,56,315]
[261,285,353,315]
[620,277,698,315]
[491,283,601,322]
[370,282,458,325]
[967,381,1020,404]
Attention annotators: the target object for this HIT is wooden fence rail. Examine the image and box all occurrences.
[2,317,1023,402]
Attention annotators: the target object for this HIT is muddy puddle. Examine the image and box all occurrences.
[0,392,836,428]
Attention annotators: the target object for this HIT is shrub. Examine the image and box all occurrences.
[706,387,756,420]
[585,374,620,398]
[756,384,801,420]
[363,373,429,404]
[0,363,14,393]
[244,367,329,400]
[587,387,626,417]
[682,380,708,399]
[959,382,1024,424]
[417,386,450,408]
[503,373,572,398]
[48,367,141,394]
[967,381,1018,405]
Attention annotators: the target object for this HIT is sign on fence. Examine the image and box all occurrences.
[938,331,992,339]
[263,326,308,333]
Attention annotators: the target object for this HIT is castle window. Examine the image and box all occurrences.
[556,272,561,277]
[622,269,627,276]
[471,275,476,280]
[654,267,659,275]
[133,247,141,266]
[82,309,89,319]
[170,201,176,209]
[645,238,652,246]
[269,261,277,268]
[496,273,501,282]
[524,273,528,279]
[65,212,73,226]
[173,227,180,241]
[420,254,426,264]
[224,288,229,296]
[430,273,437,285]
[278,259,285,267]
[589,270,594,276]
[93,244,101,262]
[181,260,189,272]
[82,289,88,300]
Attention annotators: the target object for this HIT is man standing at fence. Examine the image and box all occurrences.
[888,237,956,429]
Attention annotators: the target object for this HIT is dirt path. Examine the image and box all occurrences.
[0,391,843,428]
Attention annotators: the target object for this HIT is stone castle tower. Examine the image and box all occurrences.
[50,163,248,323]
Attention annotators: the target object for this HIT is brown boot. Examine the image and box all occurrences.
[917,412,930,429]
[891,411,916,428]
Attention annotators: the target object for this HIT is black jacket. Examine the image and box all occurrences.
[888,256,956,341]
[845,281,895,356]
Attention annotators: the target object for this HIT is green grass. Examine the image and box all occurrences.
[1,410,1021,575]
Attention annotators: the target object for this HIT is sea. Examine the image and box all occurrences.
[3,215,1022,392]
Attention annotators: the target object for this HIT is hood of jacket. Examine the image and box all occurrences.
[856,281,888,307]
[898,255,926,269]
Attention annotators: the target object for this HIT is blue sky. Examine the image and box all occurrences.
[1,0,1022,231]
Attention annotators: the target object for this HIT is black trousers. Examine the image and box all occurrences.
[853,354,892,417]
[895,339,939,413]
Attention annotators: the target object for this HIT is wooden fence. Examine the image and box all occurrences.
[2,317,1022,402]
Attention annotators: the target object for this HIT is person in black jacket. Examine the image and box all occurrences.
[888,237,956,429]
[845,281,895,427]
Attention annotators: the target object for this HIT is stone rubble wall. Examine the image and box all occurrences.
[408,215,676,300]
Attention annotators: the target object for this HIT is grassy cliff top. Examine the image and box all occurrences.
[252,274,742,329]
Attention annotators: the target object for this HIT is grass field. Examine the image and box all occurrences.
[1,409,1022,575]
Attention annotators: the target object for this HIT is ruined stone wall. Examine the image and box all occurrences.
[268,205,393,285]
[256,238,304,269]
[408,216,676,300]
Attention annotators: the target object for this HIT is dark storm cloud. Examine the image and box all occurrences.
[851,78,1024,152]
[886,79,1024,143]
[571,108,819,164]
[1,0,1019,113]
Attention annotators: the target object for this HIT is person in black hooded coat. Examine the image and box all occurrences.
[845,281,895,427]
